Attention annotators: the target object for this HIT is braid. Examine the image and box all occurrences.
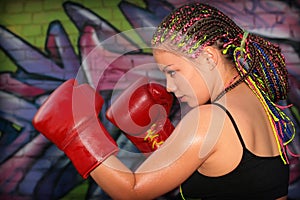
[231,32,289,102]
[152,3,296,163]
[234,33,294,163]
[250,35,288,101]
[152,3,244,57]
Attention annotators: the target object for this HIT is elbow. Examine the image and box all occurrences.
[107,191,150,200]
[107,182,157,200]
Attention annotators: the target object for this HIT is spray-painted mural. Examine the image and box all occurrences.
[0,0,299,199]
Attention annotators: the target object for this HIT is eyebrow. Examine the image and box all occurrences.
[162,64,173,73]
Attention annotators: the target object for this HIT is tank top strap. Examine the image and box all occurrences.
[212,103,247,149]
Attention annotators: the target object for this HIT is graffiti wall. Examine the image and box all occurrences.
[0,0,299,199]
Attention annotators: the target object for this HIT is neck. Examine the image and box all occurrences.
[225,74,239,88]
[212,69,241,102]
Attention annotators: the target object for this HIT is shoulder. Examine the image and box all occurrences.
[176,104,228,157]
[180,104,227,129]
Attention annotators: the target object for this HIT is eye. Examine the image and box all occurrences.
[167,70,176,77]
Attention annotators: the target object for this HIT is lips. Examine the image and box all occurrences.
[176,95,186,102]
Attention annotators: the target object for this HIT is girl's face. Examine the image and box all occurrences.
[153,50,211,107]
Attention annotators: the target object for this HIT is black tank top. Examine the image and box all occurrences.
[179,103,289,200]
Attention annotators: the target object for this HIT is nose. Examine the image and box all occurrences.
[166,78,176,93]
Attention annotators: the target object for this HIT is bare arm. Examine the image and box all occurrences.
[90,105,224,199]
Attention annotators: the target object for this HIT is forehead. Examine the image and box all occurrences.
[153,50,178,70]
[153,49,180,62]
[153,50,200,75]
[153,49,197,65]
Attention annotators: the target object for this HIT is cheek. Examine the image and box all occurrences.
[175,75,192,91]
[190,73,211,102]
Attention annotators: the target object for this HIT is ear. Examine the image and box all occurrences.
[203,46,219,68]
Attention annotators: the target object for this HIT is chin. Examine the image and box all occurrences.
[187,98,209,107]
[187,101,198,108]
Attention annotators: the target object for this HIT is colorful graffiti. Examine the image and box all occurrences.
[0,0,299,199]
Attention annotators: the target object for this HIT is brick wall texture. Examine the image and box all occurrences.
[0,0,299,199]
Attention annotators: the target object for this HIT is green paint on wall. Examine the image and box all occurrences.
[59,180,88,200]
[0,51,17,72]
[0,0,147,72]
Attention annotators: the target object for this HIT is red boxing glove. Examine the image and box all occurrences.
[32,79,118,179]
[106,77,174,155]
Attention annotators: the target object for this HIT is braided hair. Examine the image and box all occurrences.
[151,2,295,164]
